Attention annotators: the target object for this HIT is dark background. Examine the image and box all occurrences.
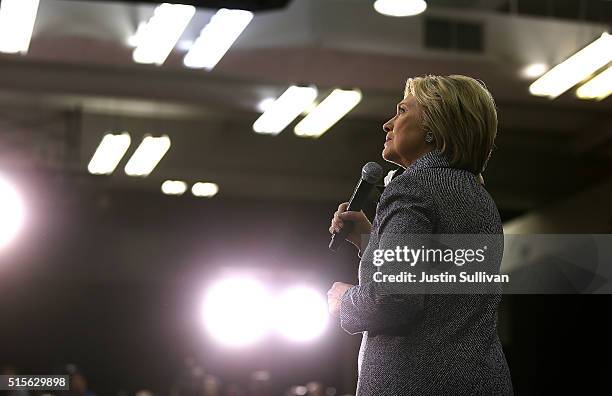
[2,181,611,394]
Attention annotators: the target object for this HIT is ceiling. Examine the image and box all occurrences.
[0,0,610,213]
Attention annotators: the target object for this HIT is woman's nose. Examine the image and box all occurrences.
[382,120,392,133]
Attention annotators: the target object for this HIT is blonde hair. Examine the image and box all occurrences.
[405,75,497,175]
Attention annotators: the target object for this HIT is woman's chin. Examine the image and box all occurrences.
[382,147,395,162]
[382,150,403,167]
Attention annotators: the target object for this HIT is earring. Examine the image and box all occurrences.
[425,131,434,143]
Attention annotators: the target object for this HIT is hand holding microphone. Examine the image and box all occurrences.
[328,162,383,252]
[329,203,372,251]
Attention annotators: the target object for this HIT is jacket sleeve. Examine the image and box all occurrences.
[339,174,434,335]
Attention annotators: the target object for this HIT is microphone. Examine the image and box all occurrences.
[329,162,383,252]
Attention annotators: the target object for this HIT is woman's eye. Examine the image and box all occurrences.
[398,107,406,113]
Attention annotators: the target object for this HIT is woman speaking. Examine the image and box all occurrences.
[327,75,513,395]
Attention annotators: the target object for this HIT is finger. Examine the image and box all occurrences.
[338,211,363,221]
[332,211,342,225]
[338,202,349,212]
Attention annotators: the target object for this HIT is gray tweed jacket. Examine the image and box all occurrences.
[339,150,513,395]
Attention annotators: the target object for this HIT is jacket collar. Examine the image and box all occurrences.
[375,150,450,193]
[392,149,451,180]
[404,149,451,173]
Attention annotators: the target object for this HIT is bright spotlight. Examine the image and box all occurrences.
[0,175,25,249]
[275,286,328,342]
[202,277,271,347]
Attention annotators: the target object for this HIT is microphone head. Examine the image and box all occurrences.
[362,162,384,184]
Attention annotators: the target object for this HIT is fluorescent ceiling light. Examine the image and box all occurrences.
[192,182,219,197]
[576,66,612,101]
[529,32,612,99]
[127,21,147,47]
[87,133,131,175]
[257,98,276,113]
[124,135,171,177]
[176,39,194,51]
[184,8,253,70]
[161,180,188,195]
[132,3,195,65]
[374,0,427,17]
[521,63,548,79]
[252,86,318,135]
[294,89,362,138]
[0,0,40,54]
